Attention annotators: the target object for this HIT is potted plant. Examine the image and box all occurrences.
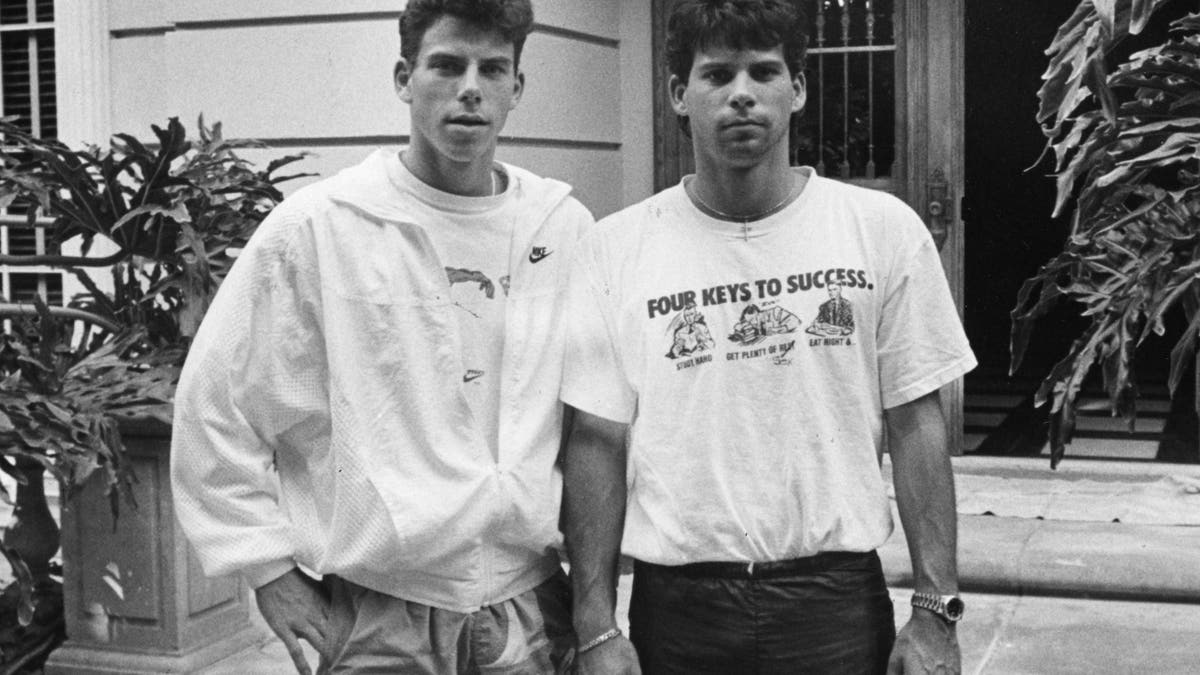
[1011,0,1200,467]
[0,116,309,671]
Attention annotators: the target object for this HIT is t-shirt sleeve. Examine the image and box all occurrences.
[560,236,637,423]
[877,206,977,409]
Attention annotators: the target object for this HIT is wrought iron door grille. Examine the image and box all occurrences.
[793,0,897,179]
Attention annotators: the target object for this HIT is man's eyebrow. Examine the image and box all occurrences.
[423,51,465,62]
[695,56,786,70]
[749,57,787,68]
[422,52,513,67]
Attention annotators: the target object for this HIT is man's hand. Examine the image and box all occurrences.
[573,634,641,675]
[886,611,961,674]
[255,568,333,675]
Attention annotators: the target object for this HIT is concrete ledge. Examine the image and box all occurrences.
[950,454,1200,482]
[881,515,1200,601]
[882,456,1200,601]
[46,625,268,675]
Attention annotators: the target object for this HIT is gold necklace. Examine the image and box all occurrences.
[688,178,797,241]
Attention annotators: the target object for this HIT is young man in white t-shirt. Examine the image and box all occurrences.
[561,1,974,673]
[171,1,593,673]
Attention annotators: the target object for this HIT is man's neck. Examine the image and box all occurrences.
[690,152,800,219]
[402,140,498,197]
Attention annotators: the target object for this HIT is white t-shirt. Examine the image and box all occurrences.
[393,160,515,459]
[560,169,977,565]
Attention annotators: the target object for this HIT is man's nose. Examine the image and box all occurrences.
[729,73,755,109]
[459,65,482,103]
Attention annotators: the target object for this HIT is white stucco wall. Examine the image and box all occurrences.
[97,0,653,219]
[45,0,655,304]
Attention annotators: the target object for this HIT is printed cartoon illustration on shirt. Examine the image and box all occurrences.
[666,301,715,359]
[446,267,499,298]
[728,303,801,346]
[445,266,507,384]
[805,280,855,337]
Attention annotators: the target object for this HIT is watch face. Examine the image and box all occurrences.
[945,596,965,620]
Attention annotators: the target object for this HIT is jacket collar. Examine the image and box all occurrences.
[326,149,573,239]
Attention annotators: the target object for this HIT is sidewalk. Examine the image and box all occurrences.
[881,456,1200,674]
[7,457,1198,673]
[204,455,1200,674]
[206,584,1200,675]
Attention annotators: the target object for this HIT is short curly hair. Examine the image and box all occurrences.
[666,0,808,82]
[399,0,535,70]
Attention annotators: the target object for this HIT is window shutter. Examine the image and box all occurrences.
[0,0,60,306]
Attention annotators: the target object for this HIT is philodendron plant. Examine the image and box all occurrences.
[0,116,308,637]
[1012,0,1200,467]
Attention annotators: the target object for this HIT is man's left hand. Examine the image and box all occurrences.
[886,610,961,674]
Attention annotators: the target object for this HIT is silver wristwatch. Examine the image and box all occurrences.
[910,592,964,623]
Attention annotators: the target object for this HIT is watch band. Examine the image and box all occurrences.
[910,592,965,623]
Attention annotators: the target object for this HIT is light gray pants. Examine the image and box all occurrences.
[318,570,573,674]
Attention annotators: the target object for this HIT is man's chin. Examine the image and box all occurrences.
[436,137,498,163]
[713,144,774,167]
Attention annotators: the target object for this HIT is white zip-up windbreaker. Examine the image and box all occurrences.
[171,150,592,612]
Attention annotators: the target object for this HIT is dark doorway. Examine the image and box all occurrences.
[963,1,1078,375]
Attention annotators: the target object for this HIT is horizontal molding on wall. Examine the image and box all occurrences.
[529,23,618,49]
[246,135,621,151]
[112,13,618,48]
[111,25,172,38]
[177,11,396,31]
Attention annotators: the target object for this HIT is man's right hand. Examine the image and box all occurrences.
[573,634,641,675]
[255,568,333,675]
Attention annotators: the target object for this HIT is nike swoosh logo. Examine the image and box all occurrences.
[529,249,552,264]
[463,370,485,383]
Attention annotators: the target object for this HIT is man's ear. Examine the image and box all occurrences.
[394,58,413,103]
[669,74,689,116]
[791,71,807,113]
[509,70,526,110]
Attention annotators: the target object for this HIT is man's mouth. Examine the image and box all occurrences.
[447,116,488,127]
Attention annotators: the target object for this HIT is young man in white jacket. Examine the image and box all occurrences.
[171,1,592,672]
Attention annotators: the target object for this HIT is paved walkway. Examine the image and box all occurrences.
[205,456,1200,674]
[8,454,1197,673]
[207,583,1200,674]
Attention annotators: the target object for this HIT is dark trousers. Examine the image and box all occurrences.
[629,551,895,675]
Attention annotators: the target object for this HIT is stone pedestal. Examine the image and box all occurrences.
[44,420,265,674]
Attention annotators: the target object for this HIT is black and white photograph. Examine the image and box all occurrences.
[0,1,1195,673]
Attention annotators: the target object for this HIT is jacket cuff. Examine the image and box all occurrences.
[243,559,296,590]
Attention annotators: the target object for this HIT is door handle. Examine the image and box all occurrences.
[926,168,953,251]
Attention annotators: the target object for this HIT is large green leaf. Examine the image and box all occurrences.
[1038,0,1177,132]
[1019,3,1200,465]
[1098,131,1200,186]
[0,116,311,507]
[1132,0,1161,32]
[1169,304,1200,395]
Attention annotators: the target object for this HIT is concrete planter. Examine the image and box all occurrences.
[44,419,265,674]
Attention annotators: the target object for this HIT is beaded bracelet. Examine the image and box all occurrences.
[577,628,622,655]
